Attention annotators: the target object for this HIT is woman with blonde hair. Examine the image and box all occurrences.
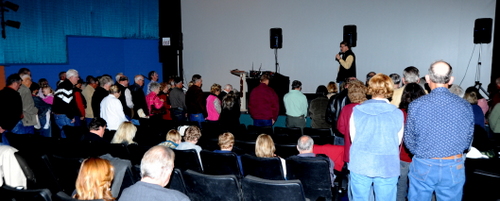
[206,83,222,121]
[349,73,404,201]
[111,122,137,145]
[159,129,182,149]
[100,85,128,130]
[255,134,286,177]
[73,158,115,201]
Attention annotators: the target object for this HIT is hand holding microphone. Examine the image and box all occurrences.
[336,52,343,61]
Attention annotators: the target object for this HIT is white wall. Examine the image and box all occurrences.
[182,0,495,93]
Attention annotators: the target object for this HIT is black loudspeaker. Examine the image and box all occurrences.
[474,18,493,44]
[343,25,357,47]
[270,28,283,49]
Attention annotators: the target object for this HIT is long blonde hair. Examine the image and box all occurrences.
[111,122,137,145]
[74,158,115,201]
[255,134,276,158]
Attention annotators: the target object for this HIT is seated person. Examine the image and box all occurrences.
[159,129,181,149]
[214,132,243,174]
[82,117,108,144]
[119,146,189,201]
[176,125,203,164]
[295,135,335,187]
[255,134,286,177]
[73,158,115,201]
[111,122,137,145]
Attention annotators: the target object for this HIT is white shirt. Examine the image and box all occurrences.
[124,88,134,108]
[100,94,128,130]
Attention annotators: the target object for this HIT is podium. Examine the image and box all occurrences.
[246,72,289,115]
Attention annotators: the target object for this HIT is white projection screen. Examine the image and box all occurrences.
[182,0,495,93]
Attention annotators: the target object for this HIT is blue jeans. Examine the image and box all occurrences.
[189,113,205,127]
[253,119,272,127]
[54,114,74,138]
[350,172,398,201]
[11,120,34,134]
[172,109,187,122]
[397,160,410,201]
[408,156,465,201]
[38,115,51,138]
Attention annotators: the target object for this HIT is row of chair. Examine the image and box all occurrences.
[172,149,338,200]
[168,169,307,201]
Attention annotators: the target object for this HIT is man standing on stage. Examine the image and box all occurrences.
[336,41,356,86]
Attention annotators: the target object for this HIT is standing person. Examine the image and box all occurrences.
[185,74,206,125]
[0,74,23,144]
[219,91,241,128]
[11,74,38,134]
[336,79,367,200]
[283,80,308,130]
[146,82,165,120]
[335,41,356,86]
[56,71,66,87]
[308,85,330,128]
[92,75,114,119]
[117,75,134,119]
[248,73,279,127]
[390,66,421,107]
[158,82,172,120]
[349,73,404,201]
[404,61,473,201]
[100,85,128,131]
[218,84,233,101]
[83,76,98,124]
[206,83,222,122]
[146,71,159,94]
[129,75,148,119]
[169,77,187,121]
[52,69,85,138]
[396,83,426,201]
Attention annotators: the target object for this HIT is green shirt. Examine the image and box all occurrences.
[283,89,308,117]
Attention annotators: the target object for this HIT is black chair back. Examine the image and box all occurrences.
[275,143,299,159]
[303,127,334,145]
[47,154,84,195]
[172,149,203,172]
[200,150,242,178]
[286,155,333,201]
[233,140,256,156]
[13,152,37,189]
[240,154,284,180]
[0,185,52,201]
[182,170,242,201]
[166,168,187,194]
[247,125,273,135]
[241,175,306,201]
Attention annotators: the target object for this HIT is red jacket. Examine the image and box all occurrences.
[248,83,279,121]
[336,103,359,163]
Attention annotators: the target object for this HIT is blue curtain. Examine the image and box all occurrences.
[0,0,158,64]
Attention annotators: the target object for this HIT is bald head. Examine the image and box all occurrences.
[297,135,314,153]
[428,61,453,84]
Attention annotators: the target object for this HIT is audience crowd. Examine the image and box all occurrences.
[0,57,498,201]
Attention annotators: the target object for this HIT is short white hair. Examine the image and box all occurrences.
[115,73,124,82]
[224,84,233,91]
[66,69,79,79]
[134,75,144,82]
[140,146,174,183]
[297,135,314,151]
[20,74,31,81]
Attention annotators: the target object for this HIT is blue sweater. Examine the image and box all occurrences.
[349,99,403,178]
